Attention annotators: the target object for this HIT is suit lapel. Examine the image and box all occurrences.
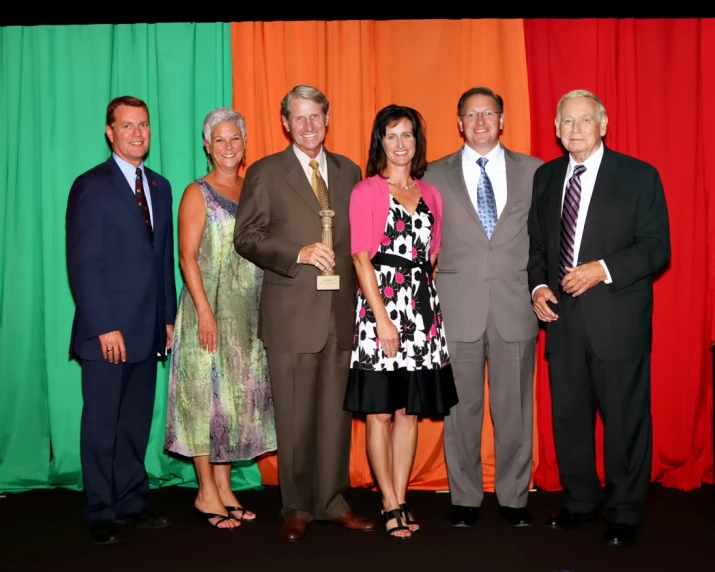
[281,146,322,216]
[546,157,570,259]
[145,168,163,250]
[492,146,521,237]
[444,151,483,231]
[579,147,616,261]
[105,158,155,246]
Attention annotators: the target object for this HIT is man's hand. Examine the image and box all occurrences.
[166,324,174,352]
[98,330,126,364]
[299,242,335,272]
[561,261,607,297]
[532,287,558,322]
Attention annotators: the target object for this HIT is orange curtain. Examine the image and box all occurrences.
[231,19,535,490]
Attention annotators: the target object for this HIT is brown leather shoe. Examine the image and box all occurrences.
[332,512,375,531]
[282,518,307,541]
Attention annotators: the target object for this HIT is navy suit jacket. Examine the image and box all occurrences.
[66,157,177,363]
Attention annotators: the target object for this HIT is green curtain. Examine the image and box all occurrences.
[0,23,262,493]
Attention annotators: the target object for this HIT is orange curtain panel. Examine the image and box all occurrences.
[230,19,535,490]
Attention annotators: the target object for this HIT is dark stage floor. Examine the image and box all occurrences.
[1,483,713,572]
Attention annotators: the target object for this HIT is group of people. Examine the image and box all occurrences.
[65,83,670,548]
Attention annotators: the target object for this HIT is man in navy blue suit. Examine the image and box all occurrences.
[66,95,177,545]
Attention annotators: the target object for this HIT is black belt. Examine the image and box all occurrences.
[370,253,434,329]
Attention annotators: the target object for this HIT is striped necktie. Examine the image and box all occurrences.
[558,164,586,280]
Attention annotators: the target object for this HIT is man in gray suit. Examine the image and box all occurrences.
[423,86,543,527]
[233,85,374,541]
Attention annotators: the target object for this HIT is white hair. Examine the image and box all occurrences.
[202,107,247,142]
[556,89,607,122]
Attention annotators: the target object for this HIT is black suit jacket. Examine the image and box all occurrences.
[66,157,177,363]
[527,145,670,361]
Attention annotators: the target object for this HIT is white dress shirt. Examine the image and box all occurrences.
[461,142,507,217]
[113,153,154,227]
[531,142,612,299]
[293,144,328,263]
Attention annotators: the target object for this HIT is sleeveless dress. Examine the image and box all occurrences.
[343,195,458,415]
[165,179,277,462]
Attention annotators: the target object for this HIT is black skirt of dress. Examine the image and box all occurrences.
[343,364,458,415]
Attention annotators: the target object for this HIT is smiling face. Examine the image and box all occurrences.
[105,104,150,166]
[382,117,416,169]
[458,93,503,155]
[555,96,608,163]
[282,97,328,158]
[205,121,245,171]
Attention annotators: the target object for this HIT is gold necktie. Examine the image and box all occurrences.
[309,159,330,210]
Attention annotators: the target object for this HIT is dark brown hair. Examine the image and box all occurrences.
[366,105,427,179]
[457,86,504,116]
[106,96,149,126]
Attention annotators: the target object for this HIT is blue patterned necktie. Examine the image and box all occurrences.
[559,164,586,280]
[476,157,498,239]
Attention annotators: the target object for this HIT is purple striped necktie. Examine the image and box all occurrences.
[559,164,586,280]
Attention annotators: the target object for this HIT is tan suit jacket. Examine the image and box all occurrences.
[233,145,361,353]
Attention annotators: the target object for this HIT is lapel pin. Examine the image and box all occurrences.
[151,180,158,187]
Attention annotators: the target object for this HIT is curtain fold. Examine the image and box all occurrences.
[524,17,715,491]
[0,23,262,493]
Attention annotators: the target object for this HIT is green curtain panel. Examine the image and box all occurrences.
[0,23,262,493]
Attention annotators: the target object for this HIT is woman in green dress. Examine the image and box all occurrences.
[165,108,276,529]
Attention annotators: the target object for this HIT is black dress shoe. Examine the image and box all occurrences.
[546,508,599,530]
[604,524,637,547]
[117,509,171,529]
[448,505,480,527]
[89,521,121,545]
[500,506,532,527]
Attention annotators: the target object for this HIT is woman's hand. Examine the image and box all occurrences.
[198,308,218,353]
[376,317,400,358]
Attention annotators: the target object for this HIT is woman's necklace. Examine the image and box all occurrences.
[386,178,417,191]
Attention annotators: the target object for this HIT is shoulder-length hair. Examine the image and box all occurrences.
[366,105,427,179]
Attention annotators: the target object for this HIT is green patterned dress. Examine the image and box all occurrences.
[165,178,276,462]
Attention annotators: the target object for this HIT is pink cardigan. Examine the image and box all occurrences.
[349,175,443,259]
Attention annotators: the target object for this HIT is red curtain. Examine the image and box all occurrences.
[524,18,715,491]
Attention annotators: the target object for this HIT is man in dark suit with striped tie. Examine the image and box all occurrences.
[66,96,177,544]
[527,89,670,547]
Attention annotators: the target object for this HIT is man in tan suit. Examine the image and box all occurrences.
[233,85,374,541]
[423,86,543,528]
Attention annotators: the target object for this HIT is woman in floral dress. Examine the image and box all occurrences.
[165,108,276,529]
[344,105,457,538]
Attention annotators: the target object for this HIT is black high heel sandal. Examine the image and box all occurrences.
[195,508,239,529]
[399,502,420,532]
[224,506,256,521]
[381,508,411,539]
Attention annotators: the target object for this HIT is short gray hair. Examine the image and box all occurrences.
[202,107,247,142]
[280,85,329,120]
[556,89,607,123]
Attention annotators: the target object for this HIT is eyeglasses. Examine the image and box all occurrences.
[460,111,501,120]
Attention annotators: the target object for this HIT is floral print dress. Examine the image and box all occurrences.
[343,195,458,415]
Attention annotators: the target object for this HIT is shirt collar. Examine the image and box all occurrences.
[113,152,145,179]
[462,142,503,164]
[292,144,326,170]
[567,141,604,175]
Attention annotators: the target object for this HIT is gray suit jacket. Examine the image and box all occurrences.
[423,144,542,343]
[233,145,362,353]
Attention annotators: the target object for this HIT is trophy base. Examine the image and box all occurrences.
[317,274,340,291]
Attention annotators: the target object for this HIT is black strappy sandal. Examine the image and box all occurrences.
[195,508,239,529]
[225,505,256,521]
[400,502,420,532]
[381,507,411,539]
